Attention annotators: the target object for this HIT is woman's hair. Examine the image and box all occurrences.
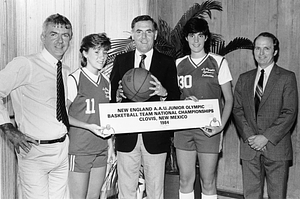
[183,17,211,54]
[79,33,111,67]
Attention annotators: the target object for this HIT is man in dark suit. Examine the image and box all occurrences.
[233,32,298,199]
[110,15,180,199]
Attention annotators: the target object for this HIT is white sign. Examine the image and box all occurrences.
[99,99,221,134]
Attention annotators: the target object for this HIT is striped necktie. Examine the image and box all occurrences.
[139,54,146,69]
[56,61,69,129]
[254,69,264,114]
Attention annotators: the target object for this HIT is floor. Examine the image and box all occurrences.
[165,174,243,199]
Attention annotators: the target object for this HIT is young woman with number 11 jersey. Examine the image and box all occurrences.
[67,33,115,199]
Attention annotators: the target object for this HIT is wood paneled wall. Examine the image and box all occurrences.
[153,0,300,198]
[1,0,18,198]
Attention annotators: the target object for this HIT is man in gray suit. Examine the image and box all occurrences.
[233,32,298,199]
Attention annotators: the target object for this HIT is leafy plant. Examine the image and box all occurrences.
[156,0,223,58]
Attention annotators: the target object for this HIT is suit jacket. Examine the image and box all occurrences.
[110,50,180,154]
[233,64,298,161]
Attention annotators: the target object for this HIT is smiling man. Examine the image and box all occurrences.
[0,14,72,199]
[233,32,298,199]
[110,15,180,199]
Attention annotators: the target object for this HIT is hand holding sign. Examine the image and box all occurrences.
[201,117,223,137]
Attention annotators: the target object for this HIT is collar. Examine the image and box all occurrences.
[257,62,274,75]
[82,67,100,82]
[41,48,61,68]
[135,49,153,59]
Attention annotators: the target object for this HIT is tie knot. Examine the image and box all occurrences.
[57,61,62,68]
[140,54,146,60]
[260,69,264,74]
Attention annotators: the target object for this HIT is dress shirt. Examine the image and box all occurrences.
[134,49,153,70]
[254,63,274,95]
[0,48,69,140]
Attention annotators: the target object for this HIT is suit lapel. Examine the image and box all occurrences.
[259,64,280,108]
[149,50,160,74]
[246,70,257,115]
[127,51,135,70]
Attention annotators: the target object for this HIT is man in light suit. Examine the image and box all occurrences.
[110,15,180,199]
[233,32,298,199]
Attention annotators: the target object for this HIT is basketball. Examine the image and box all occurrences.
[121,68,153,102]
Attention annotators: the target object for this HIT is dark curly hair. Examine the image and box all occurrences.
[182,17,211,55]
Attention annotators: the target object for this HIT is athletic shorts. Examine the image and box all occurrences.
[69,150,108,173]
[174,128,223,153]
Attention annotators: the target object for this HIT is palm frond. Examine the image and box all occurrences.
[157,18,172,44]
[218,37,253,56]
[194,0,222,19]
[101,160,118,198]
[211,39,225,54]
[155,36,176,57]
[108,38,134,55]
[173,1,222,36]
[101,38,135,77]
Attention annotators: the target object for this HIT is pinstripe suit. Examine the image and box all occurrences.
[233,64,298,198]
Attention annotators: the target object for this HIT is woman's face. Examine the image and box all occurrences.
[186,32,207,54]
[83,47,108,74]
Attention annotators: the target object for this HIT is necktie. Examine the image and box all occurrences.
[56,61,69,129]
[254,69,264,114]
[139,54,146,69]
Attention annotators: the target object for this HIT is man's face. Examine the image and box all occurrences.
[254,36,277,68]
[132,20,157,54]
[41,23,72,60]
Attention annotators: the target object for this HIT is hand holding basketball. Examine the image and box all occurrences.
[149,75,168,97]
[116,80,126,102]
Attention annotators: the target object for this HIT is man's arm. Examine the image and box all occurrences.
[0,58,39,153]
[263,72,298,145]
[0,123,38,153]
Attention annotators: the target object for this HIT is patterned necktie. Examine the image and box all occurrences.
[56,61,69,129]
[139,54,146,69]
[254,69,264,114]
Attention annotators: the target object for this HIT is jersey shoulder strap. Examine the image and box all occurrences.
[69,68,81,89]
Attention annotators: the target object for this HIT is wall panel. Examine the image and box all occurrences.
[0,0,17,198]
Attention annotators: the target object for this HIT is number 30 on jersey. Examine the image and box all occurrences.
[178,75,192,89]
